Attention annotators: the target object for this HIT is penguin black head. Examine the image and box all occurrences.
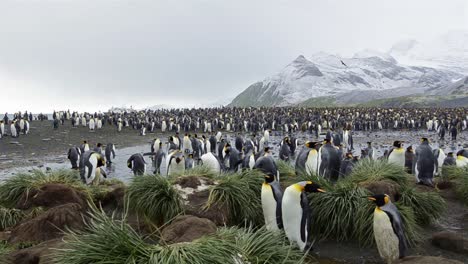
[83,140,87,144]
[264,147,271,153]
[295,181,325,193]
[447,152,454,157]
[323,138,331,144]
[368,194,390,207]
[393,141,402,148]
[264,174,275,183]
[406,146,413,152]
[367,141,372,146]
[303,181,326,193]
[97,143,102,147]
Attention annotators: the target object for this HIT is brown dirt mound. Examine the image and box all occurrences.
[174,176,215,189]
[5,239,63,264]
[185,189,229,226]
[97,185,126,212]
[161,215,217,244]
[8,203,85,244]
[400,256,463,264]
[16,183,88,210]
[360,180,401,202]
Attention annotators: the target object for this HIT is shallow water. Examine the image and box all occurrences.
[0,129,465,183]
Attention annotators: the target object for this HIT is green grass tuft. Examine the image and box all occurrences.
[218,226,306,263]
[399,186,446,225]
[277,160,296,180]
[0,169,88,208]
[206,170,264,226]
[455,175,468,205]
[126,175,184,225]
[53,207,151,264]
[346,159,409,186]
[0,207,25,231]
[309,182,371,243]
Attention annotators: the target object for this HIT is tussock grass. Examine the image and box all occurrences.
[206,170,264,226]
[309,182,371,242]
[0,169,87,208]
[219,226,306,264]
[277,160,296,179]
[455,176,468,205]
[399,186,446,225]
[346,159,409,186]
[0,207,25,231]
[53,208,151,264]
[126,175,184,225]
[53,208,308,264]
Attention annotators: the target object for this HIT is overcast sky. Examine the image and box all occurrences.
[1,0,467,112]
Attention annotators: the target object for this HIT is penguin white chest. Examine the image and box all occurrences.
[282,187,306,250]
[249,155,255,169]
[388,150,405,167]
[305,150,318,175]
[261,184,279,231]
[373,209,399,263]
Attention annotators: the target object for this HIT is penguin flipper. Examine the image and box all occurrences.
[271,182,283,229]
[300,192,311,248]
[383,205,408,258]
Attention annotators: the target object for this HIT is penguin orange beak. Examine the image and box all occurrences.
[367,197,376,201]
[317,188,326,193]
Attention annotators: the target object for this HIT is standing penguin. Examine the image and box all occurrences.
[185,153,195,170]
[80,151,107,185]
[432,147,446,176]
[105,143,116,166]
[295,141,317,175]
[282,181,325,251]
[456,150,468,167]
[319,139,341,181]
[404,146,414,174]
[80,140,90,153]
[413,138,436,186]
[368,194,407,264]
[200,152,222,174]
[279,137,291,162]
[127,153,146,176]
[166,150,186,176]
[254,148,280,182]
[67,147,81,169]
[365,142,376,160]
[0,121,4,137]
[10,122,17,138]
[388,141,405,167]
[223,144,243,172]
[443,152,456,166]
[242,148,256,170]
[261,174,283,231]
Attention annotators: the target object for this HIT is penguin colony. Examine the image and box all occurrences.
[2,107,468,264]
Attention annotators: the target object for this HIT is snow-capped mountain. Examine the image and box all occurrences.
[389,31,468,75]
[230,51,463,107]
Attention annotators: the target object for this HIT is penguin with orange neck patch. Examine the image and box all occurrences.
[367,194,407,264]
[282,181,325,251]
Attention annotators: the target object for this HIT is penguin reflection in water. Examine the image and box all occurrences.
[282,181,325,251]
[368,194,407,264]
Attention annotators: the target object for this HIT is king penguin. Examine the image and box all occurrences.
[127,153,146,176]
[80,151,107,185]
[105,143,116,166]
[254,147,280,182]
[456,150,468,167]
[432,147,446,176]
[200,152,222,174]
[282,181,325,251]
[166,150,185,176]
[261,174,283,231]
[413,138,436,186]
[67,147,81,169]
[388,141,405,167]
[368,194,407,264]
